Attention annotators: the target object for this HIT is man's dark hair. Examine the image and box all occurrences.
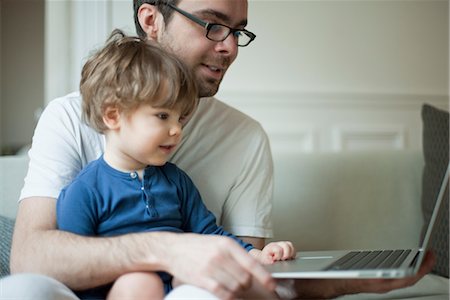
[133,0,180,38]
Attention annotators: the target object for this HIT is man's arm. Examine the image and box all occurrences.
[10,197,276,298]
[10,196,164,289]
[291,252,436,299]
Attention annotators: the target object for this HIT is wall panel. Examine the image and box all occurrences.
[43,0,449,155]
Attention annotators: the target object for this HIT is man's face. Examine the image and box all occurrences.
[158,0,249,98]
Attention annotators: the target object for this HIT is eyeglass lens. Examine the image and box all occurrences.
[207,24,253,46]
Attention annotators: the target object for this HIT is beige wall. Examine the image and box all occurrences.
[220,0,449,95]
[1,0,448,154]
[214,0,449,152]
[60,0,449,101]
[0,0,45,154]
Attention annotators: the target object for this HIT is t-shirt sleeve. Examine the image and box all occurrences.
[20,98,83,200]
[221,125,274,238]
[177,168,254,251]
[56,180,98,236]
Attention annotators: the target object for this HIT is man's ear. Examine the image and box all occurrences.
[137,3,164,40]
[103,106,121,130]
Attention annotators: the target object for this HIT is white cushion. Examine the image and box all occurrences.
[0,155,29,219]
[270,150,424,250]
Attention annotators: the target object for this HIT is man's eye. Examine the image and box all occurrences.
[157,113,169,120]
[234,31,243,38]
[209,24,223,34]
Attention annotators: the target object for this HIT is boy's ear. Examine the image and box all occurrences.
[137,3,163,40]
[103,106,121,130]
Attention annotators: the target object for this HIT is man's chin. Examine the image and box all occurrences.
[198,80,221,98]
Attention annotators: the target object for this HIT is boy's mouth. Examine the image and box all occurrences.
[159,145,176,153]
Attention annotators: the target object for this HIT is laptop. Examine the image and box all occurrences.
[265,163,449,279]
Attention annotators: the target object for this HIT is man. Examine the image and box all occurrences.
[3,0,433,299]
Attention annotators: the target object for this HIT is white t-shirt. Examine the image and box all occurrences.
[21,92,274,238]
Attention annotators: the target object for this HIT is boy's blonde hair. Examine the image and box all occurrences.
[80,29,198,133]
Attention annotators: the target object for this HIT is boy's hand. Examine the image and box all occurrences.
[251,241,296,264]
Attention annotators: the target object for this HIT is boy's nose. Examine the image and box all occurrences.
[169,123,182,136]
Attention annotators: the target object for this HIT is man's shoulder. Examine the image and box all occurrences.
[202,97,254,120]
[46,91,82,112]
[41,91,101,142]
[198,97,264,132]
[41,91,83,125]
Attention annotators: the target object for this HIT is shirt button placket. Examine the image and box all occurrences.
[142,179,157,218]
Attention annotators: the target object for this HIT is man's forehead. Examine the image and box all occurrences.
[178,0,249,26]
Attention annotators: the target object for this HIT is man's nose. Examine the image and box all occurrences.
[215,33,238,56]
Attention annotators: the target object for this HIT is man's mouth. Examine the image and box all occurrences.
[206,64,221,72]
[202,63,225,77]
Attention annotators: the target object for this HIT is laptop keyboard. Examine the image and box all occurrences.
[325,249,412,270]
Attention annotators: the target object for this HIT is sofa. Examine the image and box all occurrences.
[270,150,449,300]
[0,148,448,299]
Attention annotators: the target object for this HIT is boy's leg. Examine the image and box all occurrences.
[166,279,283,300]
[165,284,219,299]
[0,273,79,300]
[107,272,164,300]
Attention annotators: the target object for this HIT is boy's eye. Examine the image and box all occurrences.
[157,113,169,120]
[179,114,190,125]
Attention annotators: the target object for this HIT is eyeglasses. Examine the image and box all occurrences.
[167,3,256,47]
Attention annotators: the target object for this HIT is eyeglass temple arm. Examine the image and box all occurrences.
[167,3,210,29]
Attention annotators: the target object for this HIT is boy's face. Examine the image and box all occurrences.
[113,104,184,169]
[157,0,248,98]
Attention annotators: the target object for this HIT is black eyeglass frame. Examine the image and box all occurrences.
[167,3,256,47]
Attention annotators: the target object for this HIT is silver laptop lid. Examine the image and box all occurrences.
[413,163,449,273]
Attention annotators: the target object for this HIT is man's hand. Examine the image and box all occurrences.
[162,233,277,300]
[290,251,436,299]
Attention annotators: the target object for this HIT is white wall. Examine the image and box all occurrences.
[0,0,45,154]
[44,0,449,153]
[217,0,449,153]
[44,0,112,104]
[223,0,448,95]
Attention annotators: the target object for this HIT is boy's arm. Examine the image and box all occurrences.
[239,236,265,250]
[249,241,296,264]
[56,181,97,236]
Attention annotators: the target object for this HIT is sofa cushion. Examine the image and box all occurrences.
[0,215,14,277]
[0,154,29,219]
[271,150,423,251]
[421,104,449,278]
